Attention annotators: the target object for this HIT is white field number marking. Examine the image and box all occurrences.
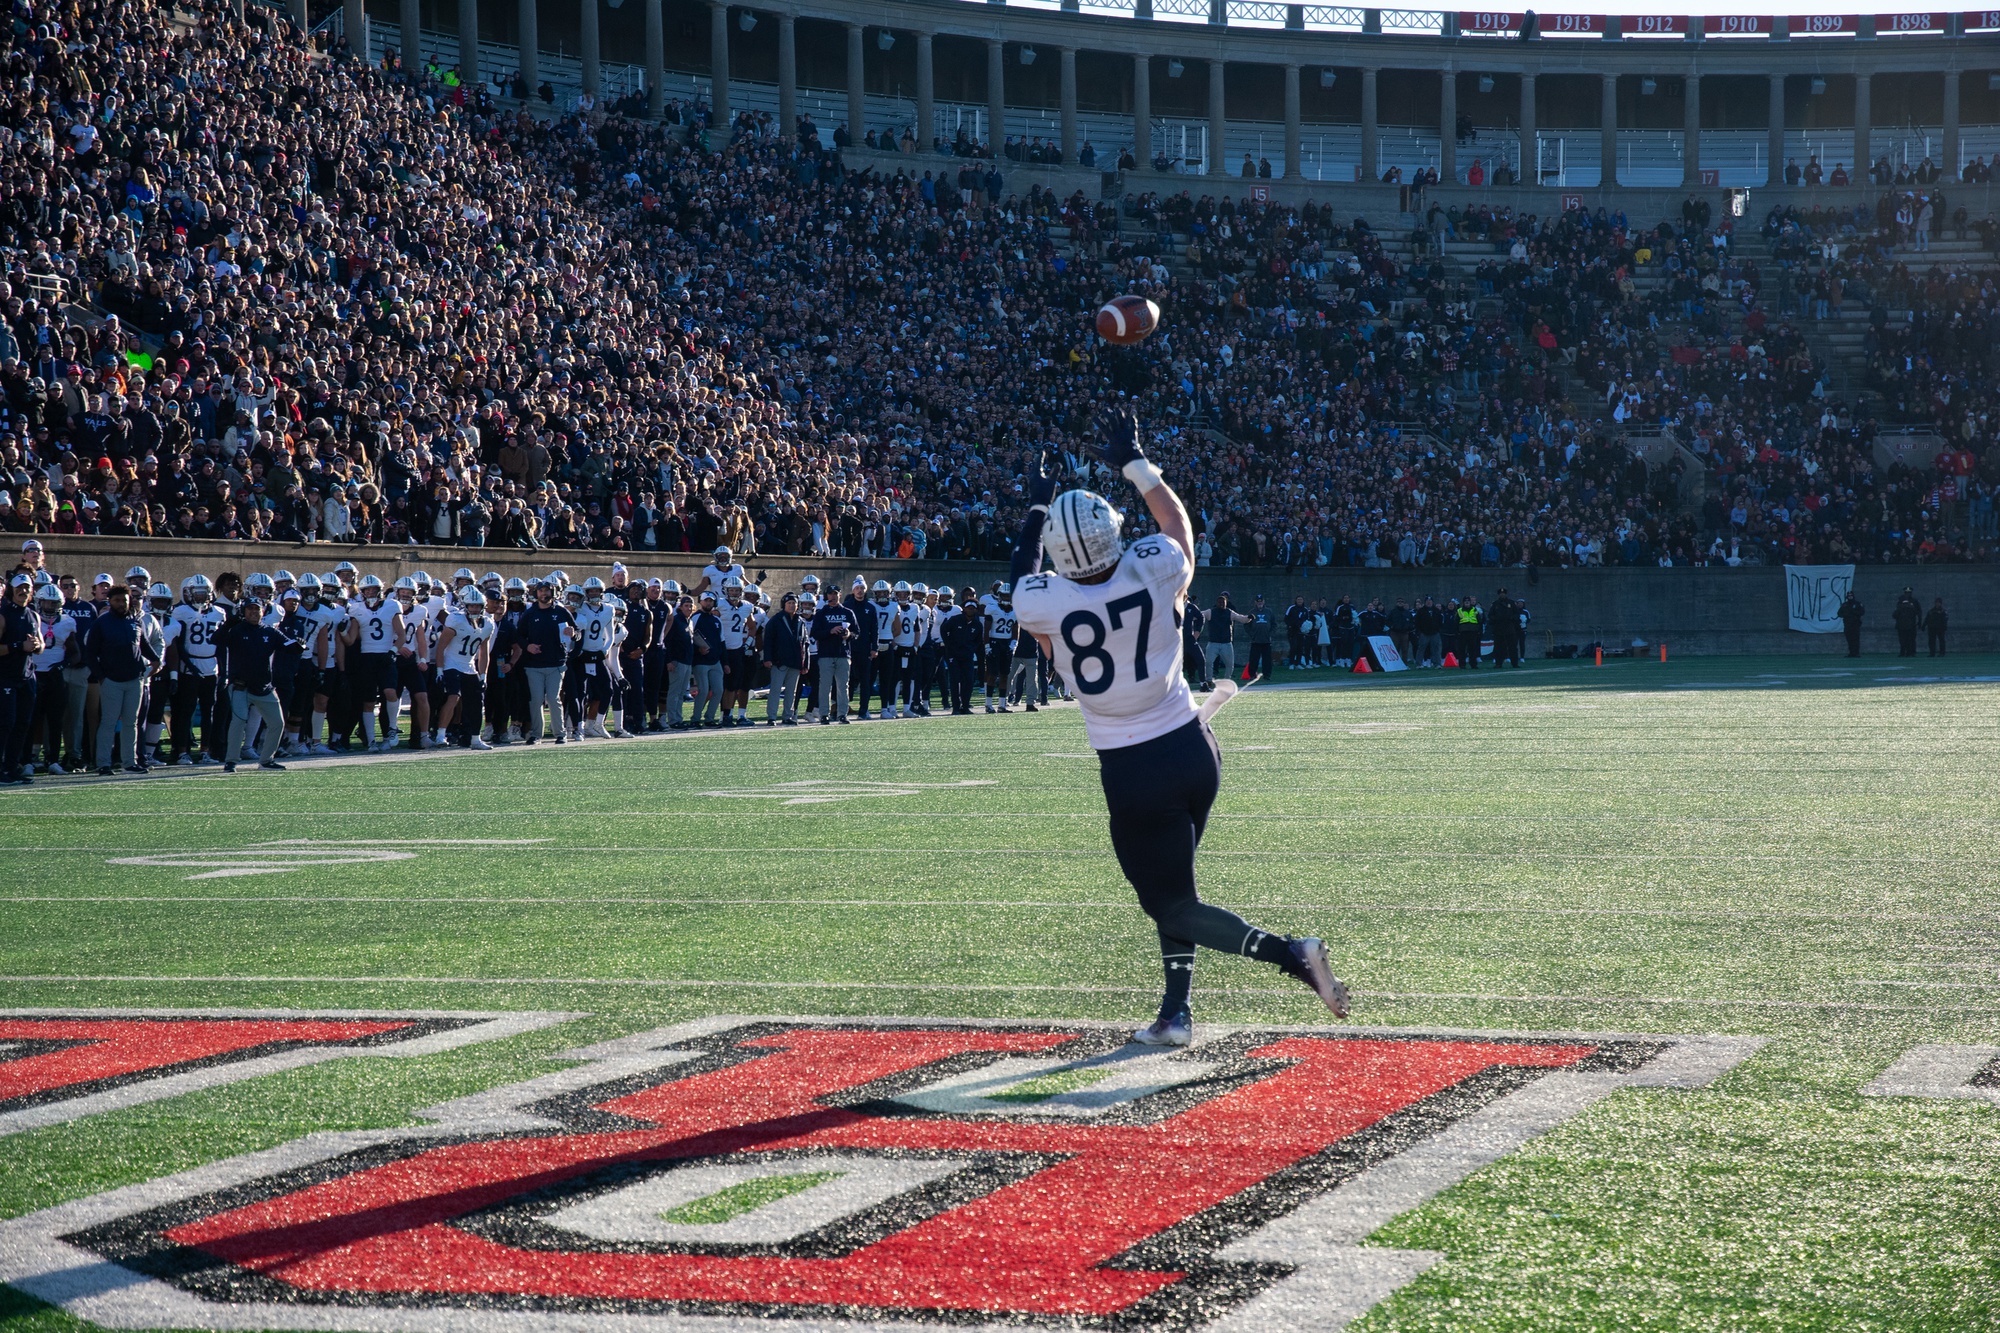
[697,780,997,805]
[108,839,548,880]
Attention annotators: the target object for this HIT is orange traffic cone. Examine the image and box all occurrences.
[1442,652,1459,668]
[1353,657,1372,673]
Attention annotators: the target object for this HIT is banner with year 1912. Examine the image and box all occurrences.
[1784,564,1855,633]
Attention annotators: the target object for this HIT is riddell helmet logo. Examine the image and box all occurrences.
[0,1018,1763,1331]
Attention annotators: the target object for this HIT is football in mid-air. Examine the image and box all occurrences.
[1095,295,1161,346]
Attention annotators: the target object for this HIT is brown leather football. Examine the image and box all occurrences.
[1095,295,1161,346]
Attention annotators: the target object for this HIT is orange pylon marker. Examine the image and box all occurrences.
[1594,646,1603,667]
[1443,652,1460,668]
[1353,657,1372,673]
[1659,643,1667,663]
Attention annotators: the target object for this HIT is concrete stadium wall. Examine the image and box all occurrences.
[23,536,2000,656]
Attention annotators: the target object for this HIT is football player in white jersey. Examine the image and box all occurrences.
[716,577,761,727]
[694,546,740,598]
[391,577,435,749]
[27,583,73,773]
[1011,414,1350,1046]
[341,575,407,751]
[570,578,618,738]
[882,581,919,718]
[435,586,495,750]
[982,584,1017,713]
[167,575,228,765]
[142,582,176,762]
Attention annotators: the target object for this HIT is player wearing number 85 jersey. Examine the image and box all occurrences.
[1011,412,1351,1048]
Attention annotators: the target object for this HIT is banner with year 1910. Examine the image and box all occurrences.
[1784,564,1855,633]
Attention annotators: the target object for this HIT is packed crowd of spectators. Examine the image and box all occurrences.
[0,0,1995,572]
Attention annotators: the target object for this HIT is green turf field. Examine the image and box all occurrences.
[2,653,1998,1331]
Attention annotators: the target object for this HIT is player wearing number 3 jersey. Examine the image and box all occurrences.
[1012,411,1351,1046]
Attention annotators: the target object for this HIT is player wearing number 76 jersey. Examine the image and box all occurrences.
[1011,412,1350,1047]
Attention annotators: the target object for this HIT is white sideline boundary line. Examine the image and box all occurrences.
[0,1015,1765,1333]
[3,897,1995,923]
[0,975,1991,1013]
[0,1008,585,1137]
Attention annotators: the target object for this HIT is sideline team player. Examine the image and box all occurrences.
[1011,412,1351,1044]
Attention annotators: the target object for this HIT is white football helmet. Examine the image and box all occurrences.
[125,565,151,589]
[181,574,214,606]
[1047,490,1124,579]
[459,585,484,608]
[359,574,385,606]
[245,572,276,601]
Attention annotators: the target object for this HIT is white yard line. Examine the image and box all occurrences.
[2,897,1992,922]
[1,974,1995,1012]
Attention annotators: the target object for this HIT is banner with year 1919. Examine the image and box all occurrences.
[1784,564,1855,633]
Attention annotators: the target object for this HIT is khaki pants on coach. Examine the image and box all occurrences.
[95,675,144,770]
[817,656,850,721]
[767,666,800,723]
[226,687,285,764]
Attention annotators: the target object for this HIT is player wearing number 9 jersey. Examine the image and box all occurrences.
[1010,411,1351,1047]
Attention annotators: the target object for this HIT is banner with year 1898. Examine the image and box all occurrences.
[1784,564,1855,633]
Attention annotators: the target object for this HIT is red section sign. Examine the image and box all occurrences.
[1704,14,1773,35]
[1966,10,2000,30]
[1623,14,1689,36]
[1459,10,1523,33]
[1878,11,1945,30]
[1793,13,1859,33]
[66,1021,1645,1326]
[1540,12,1604,35]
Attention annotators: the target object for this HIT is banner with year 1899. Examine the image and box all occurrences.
[1784,564,1855,633]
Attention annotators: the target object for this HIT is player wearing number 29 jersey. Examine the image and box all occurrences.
[1014,532,1191,750]
[1006,411,1350,1049]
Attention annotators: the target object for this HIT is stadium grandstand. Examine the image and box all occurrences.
[0,0,1994,576]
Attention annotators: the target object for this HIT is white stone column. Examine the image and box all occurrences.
[1133,54,1150,168]
[1360,65,1378,181]
[1283,63,1301,178]
[1439,68,1456,182]
[458,0,478,85]
[916,32,935,152]
[1853,74,1871,180]
[1944,70,1961,177]
[400,0,420,75]
[704,0,725,128]
[517,0,537,95]
[1519,72,1535,183]
[1060,47,1078,163]
[1207,57,1226,175]
[778,13,797,138]
[987,38,1005,152]
[1600,72,1617,186]
[847,22,866,143]
[580,0,600,101]
[1683,72,1701,185]
[1767,72,1784,186]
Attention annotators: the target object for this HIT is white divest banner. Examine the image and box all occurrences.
[1785,564,1855,633]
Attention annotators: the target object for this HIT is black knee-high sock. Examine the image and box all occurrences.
[1160,900,1302,975]
[1158,934,1195,1019]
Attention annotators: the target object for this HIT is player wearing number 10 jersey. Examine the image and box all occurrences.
[1011,412,1350,1046]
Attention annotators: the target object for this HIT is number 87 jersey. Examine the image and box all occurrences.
[1014,533,1197,750]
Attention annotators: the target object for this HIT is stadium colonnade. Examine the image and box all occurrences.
[28,536,2000,654]
[328,0,2000,191]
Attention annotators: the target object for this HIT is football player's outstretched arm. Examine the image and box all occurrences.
[1009,447,1061,586]
[1098,410,1194,574]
